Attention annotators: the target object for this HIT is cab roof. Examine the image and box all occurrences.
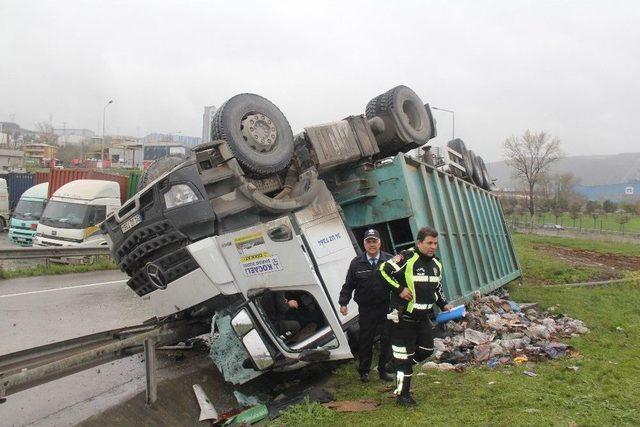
[21,182,49,199]
[53,179,120,201]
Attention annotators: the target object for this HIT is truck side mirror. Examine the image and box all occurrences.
[231,309,254,337]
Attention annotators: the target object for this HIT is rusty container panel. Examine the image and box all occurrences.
[35,171,50,185]
[47,169,130,204]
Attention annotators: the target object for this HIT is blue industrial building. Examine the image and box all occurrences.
[575,181,640,201]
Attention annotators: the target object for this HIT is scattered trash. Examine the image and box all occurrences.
[234,390,261,407]
[566,366,580,372]
[513,356,528,365]
[323,400,380,412]
[433,381,441,384]
[425,290,589,370]
[222,404,268,425]
[523,371,538,377]
[488,381,496,385]
[192,384,219,422]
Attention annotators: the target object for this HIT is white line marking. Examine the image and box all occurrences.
[0,280,127,299]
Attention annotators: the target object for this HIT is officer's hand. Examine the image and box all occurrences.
[287,300,299,309]
[340,306,348,316]
[444,304,453,311]
[399,288,412,301]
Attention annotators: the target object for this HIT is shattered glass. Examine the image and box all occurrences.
[209,315,262,385]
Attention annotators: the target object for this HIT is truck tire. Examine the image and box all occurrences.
[468,150,484,188]
[447,139,473,179]
[138,156,185,191]
[365,85,432,152]
[476,156,492,190]
[210,93,294,177]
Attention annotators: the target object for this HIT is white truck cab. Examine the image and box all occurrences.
[34,180,121,247]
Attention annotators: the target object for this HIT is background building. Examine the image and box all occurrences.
[0,148,24,172]
[575,181,640,202]
[22,143,58,165]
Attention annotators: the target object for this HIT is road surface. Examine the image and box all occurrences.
[0,270,230,426]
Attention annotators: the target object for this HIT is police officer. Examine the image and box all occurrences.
[339,229,394,383]
[379,226,452,406]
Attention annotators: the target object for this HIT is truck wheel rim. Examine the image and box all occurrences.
[240,113,278,153]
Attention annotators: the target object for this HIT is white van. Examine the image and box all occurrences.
[34,180,121,247]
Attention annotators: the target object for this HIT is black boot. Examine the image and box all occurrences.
[395,374,417,406]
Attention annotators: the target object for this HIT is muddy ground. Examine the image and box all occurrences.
[538,244,640,280]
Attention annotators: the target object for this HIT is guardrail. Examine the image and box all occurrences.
[0,246,111,260]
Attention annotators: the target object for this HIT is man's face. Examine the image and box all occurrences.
[417,235,438,257]
[364,238,381,257]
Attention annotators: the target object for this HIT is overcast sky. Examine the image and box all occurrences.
[2,1,639,161]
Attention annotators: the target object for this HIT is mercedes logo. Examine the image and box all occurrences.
[145,263,167,290]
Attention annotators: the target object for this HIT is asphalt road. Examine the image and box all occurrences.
[0,270,166,426]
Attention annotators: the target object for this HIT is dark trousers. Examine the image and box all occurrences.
[357,304,391,375]
[390,317,434,395]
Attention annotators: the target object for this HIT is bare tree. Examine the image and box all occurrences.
[504,130,563,217]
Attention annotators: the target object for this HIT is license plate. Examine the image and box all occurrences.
[120,213,143,233]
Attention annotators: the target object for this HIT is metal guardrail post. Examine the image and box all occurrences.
[144,338,157,405]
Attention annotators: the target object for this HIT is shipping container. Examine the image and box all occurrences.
[35,171,50,185]
[2,173,36,210]
[333,154,521,303]
[46,169,130,204]
[127,171,141,199]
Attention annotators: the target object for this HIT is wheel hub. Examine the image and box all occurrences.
[241,113,278,153]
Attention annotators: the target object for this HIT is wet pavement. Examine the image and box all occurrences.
[0,270,171,426]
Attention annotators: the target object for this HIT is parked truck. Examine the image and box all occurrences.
[34,180,120,247]
[102,85,520,384]
[8,183,49,246]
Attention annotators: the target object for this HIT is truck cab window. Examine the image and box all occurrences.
[257,290,335,351]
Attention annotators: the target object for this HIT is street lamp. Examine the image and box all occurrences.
[101,99,114,166]
[431,106,455,141]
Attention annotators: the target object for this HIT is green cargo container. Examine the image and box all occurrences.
[331,154,521,303]
[127,171,142,200]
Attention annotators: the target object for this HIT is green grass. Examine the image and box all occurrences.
[275,234,640,426]
[277,280,640,427]
[509,212,640,234]
[0,260,117,279]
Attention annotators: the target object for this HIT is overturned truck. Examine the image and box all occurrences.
[102,85,521,384]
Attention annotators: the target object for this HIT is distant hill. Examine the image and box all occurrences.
[487,152,640,188]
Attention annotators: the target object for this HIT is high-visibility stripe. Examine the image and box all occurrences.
[403,252,420,313]
[419,346,433,351]
[379,262,401,289]
[433,258,442,271]
[412,303,433,310]
[412,275,441,283]
[392,345,407,352]
[388,260,401,271]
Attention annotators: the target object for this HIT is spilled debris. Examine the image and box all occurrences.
[323,399,380,412]
[427,291,589,370]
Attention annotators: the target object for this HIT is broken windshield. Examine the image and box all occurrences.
[12,199,46,221]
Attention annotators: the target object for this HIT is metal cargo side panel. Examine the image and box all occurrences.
[35,171,50,185]
[47,169,90,198]
[127,171,141,199]
[8,173,36,210]
[337,154,521,303]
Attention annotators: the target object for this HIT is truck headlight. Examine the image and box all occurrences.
[163,184,198,209]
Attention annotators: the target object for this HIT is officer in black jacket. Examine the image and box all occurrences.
[379,226,452,406]
[339,229,394,383]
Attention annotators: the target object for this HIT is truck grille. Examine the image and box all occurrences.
[126,248,198,296]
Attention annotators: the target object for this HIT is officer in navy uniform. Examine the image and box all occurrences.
[339,229,394,383]
[379,226,452,406]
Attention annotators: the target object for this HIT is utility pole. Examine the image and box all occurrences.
[102,100,113,166]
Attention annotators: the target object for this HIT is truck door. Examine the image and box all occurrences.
[217,216,353,363]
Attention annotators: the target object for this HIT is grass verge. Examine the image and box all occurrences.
[276,233,640,425]
[276,280,640,426]
[0,260,117,279]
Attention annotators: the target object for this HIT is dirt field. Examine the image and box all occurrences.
[539,244,640,280]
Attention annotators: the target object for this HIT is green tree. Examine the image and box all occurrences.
[569,202,582,226]
[603,200,617,214]
[503,130,563,218]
